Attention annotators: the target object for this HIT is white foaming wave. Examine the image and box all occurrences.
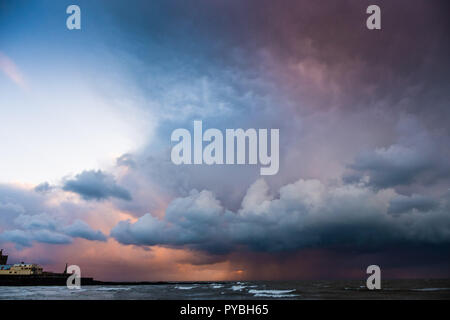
[95,287,131,291]
[230,285,246,291]
[252,293,299,298]
[0,290,36,298]
[175,286,195,290]
[249,289,295,295]
[412,288,450,292]
[249,289,298,298]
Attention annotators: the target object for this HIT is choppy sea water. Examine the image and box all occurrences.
[0,279,449,300]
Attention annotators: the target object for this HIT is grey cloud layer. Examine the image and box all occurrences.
[0,229,72,247]
[111,178,450,253]
[63,220,108,242]
[0,213,107,247]
[388,194,438,215]
[0,184,108,248]
[345,117,450,190]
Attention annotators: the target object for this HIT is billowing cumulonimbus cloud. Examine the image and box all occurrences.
[110,117,450,254]
[63,170,132,201]
[111,178,450,253]
[112,189,232,252]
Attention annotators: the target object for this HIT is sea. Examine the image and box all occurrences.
[0,279,449,300]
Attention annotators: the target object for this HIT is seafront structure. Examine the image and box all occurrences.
[0,249,44,275]
[0,249,99,286]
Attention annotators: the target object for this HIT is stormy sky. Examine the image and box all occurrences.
[0,0,449,280]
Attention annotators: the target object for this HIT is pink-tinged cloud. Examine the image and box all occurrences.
[0,52,27,89]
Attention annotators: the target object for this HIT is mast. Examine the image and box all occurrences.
[0,249,8,265]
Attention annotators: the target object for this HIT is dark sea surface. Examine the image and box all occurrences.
[0,279,449,300]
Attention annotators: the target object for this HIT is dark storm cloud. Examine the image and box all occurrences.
[97,0,450,209]
[347,146,433,189]
[388,194,438,215]
[239,0,450,121]
[103,0,450,125]
[99,0,450,262]
[111,189,234,253]
[111,178,450,253]
[63,170,132,201]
